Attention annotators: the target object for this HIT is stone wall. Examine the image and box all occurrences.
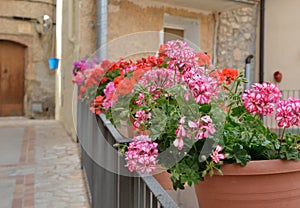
[0,0,56,118]
[216,4,259,79]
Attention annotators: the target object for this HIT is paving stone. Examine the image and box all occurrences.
[0,119,90,207]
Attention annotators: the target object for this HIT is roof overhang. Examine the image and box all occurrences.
[149,0,256,12]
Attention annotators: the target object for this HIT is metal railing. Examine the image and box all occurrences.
[263,89,300,135]
[77,101,178,208]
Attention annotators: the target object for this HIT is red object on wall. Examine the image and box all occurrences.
[273,71,282,82]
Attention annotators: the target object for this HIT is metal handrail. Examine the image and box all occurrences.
[78,101,179,208]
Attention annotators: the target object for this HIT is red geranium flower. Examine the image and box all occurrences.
[196,52,211,66]
[116,78,135,95]
[221,68,238,84]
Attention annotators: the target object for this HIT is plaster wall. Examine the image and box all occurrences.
[108,0,215,59]
[264,0,300,90]
[0,0,56,118]
[57,0,96,139]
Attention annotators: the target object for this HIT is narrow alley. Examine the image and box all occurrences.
[0,117,89,208]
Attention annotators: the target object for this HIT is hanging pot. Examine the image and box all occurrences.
[48,58,59,70]
[194,159,300,208]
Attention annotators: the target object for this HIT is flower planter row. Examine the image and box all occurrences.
[77,101,179,208]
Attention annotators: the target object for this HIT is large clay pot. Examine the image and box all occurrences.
[194,160,300,208]
[153,170,173,190]
[152,167,189,190]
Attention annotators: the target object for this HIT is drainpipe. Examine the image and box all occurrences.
[245,54,254,89]
[213,12,220,66]
[259,0,265,83]
[96,0,108,60]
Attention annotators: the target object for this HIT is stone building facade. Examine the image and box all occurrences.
[216,3,259,83]
[57,0,260,138]
[0,0,56,118]
[57,0,217,138]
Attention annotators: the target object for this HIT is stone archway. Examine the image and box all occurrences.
[0,40,26,116]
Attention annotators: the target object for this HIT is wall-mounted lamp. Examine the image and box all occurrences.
[35,14,53,35]
[273,71,282,83]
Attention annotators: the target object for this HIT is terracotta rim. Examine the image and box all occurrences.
[219,159,300,176]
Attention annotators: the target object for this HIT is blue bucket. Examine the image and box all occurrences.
[48,58,59,70]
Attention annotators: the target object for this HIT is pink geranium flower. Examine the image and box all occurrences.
[135,93,146,106]
[102,82,116,110]
[242,82,281,116]
[125,135,158,174]
[139,68,181,91]
[72,71,85,86]
[288,97,300,126]
[210,145,225,163]
[275,97,300,128]
[163,40,205,74]
[183,69,219,104]
[133,110,152,128]
[174,117,187,150]
[188,115,216,140]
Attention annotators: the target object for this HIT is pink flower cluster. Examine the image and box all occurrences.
[133,110,152,128]
[102,82,116,110]
[136,68,182,107]
[135,93,146,106]
[72,71,85,86]
[183,71,219,104]
[139,68,181,91]
[125,135,158,174]
[164,40,204,74]
[188,115,216,140]
[72,59,90,75]
[242,82,281,116]
[173,117,187,150]
[173,116,216,151]
[210,145,225,163]
[275,97,300,128]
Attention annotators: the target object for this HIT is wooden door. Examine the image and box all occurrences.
[0,40,25,116]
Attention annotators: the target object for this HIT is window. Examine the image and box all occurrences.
[162,14,200,49]
[163,28,184,43]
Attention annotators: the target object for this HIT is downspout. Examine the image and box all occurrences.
[213,12,220,66]
[96,0,108,60]
[259,0,265,83]
[245,54,254,89]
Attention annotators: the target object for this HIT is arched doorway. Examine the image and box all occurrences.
[0,40,25,116]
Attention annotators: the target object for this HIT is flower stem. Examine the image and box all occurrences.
[227,79,241,117]
[277,127,286,157]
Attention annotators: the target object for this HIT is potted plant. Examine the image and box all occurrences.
[72,40,300,208]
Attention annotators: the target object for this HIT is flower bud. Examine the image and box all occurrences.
[201,155,207,161]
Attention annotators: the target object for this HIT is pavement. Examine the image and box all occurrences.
[0,117,90,208]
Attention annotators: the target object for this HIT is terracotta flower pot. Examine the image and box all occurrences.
[153,170,174,190]
[152,168,189,190]
[194,160,300,208]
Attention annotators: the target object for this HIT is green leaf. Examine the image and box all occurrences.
[199,104,211,114]
[231,106,246,117]
[232,144,251,166]
[161,62,168,68]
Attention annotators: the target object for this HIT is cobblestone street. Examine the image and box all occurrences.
[0,117,89,208]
